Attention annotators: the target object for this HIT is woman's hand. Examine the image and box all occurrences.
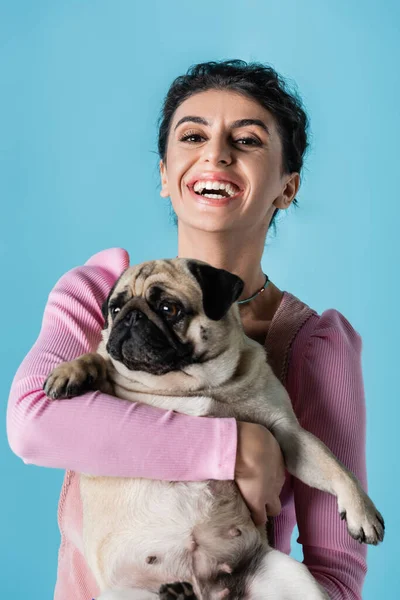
[235,421,286,526]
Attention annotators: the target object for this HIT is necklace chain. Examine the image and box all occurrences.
[237,273,270,305]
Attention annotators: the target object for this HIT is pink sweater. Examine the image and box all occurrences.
[7,248,367,599]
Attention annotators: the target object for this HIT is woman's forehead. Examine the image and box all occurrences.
[171,89,277,130]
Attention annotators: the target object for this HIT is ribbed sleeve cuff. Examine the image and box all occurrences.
[211,417,237,481]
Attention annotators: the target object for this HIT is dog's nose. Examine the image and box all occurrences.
[124,309,146,327]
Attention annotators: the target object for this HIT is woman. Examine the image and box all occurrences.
[7,60,367,599]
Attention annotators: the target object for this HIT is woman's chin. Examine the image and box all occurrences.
[175,209,240,233]
[173,189,244,230]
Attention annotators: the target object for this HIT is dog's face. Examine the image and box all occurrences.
[101,259,244,379]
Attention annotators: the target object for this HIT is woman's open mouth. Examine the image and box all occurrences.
[187,180,243,206]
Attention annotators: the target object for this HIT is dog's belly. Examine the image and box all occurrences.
[80,475,264,592]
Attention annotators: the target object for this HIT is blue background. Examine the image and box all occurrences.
[1,1,398,598]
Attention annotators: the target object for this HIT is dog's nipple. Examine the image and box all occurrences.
[227,527,241,538]
[187,536,198,552]
[145,555,158,565]
[217,563,232,574]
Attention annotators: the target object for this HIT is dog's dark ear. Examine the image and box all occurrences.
[101,280,119,329]
[188,261,244,321]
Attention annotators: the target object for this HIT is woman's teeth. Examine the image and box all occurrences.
[193,180,239,198]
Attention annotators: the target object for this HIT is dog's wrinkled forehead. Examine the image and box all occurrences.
[103,258,244,327]
[112,259,201,306]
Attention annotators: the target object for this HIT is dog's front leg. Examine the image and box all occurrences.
[271,422,384,545]
[43,352,114,399]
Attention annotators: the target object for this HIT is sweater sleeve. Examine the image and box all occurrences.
[289,309,368,600]
[6,248,237,481]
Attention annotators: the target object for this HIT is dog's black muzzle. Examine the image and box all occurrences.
[106,300,193,375]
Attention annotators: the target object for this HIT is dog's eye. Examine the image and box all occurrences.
[111,306,121,317]
[159,301,182,321]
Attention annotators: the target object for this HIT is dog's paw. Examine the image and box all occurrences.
[43,354,106,399]
[159,582,196,599]
[339,491,385,545]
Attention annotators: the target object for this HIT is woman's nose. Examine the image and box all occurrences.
[202,137,232,165]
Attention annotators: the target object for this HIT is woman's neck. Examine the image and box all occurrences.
[177,222,284,333]
[177,223,265,295]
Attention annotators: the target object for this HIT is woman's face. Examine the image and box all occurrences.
[160,89,300,233]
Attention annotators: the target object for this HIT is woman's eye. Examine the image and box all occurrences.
[180,133,204,143]
[179,133,260,147]
[235,137,260,146]
[159,302,182,320]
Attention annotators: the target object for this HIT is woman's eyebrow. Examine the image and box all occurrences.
[174,116,270,136]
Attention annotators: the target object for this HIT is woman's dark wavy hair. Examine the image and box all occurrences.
[157,59,310,232]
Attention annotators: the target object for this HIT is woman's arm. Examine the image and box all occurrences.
[6,248,237,481]
[288,309,368,600]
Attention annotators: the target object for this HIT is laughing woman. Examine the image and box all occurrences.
[7,60,368,599]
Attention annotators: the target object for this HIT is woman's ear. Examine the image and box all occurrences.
[273,172,300,209]
[160,159,170,198]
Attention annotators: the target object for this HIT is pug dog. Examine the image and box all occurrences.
[44,259,384,600]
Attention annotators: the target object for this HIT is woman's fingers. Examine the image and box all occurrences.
[266,498,282,517]
[252,505,268,527]
[235,421,285,525]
